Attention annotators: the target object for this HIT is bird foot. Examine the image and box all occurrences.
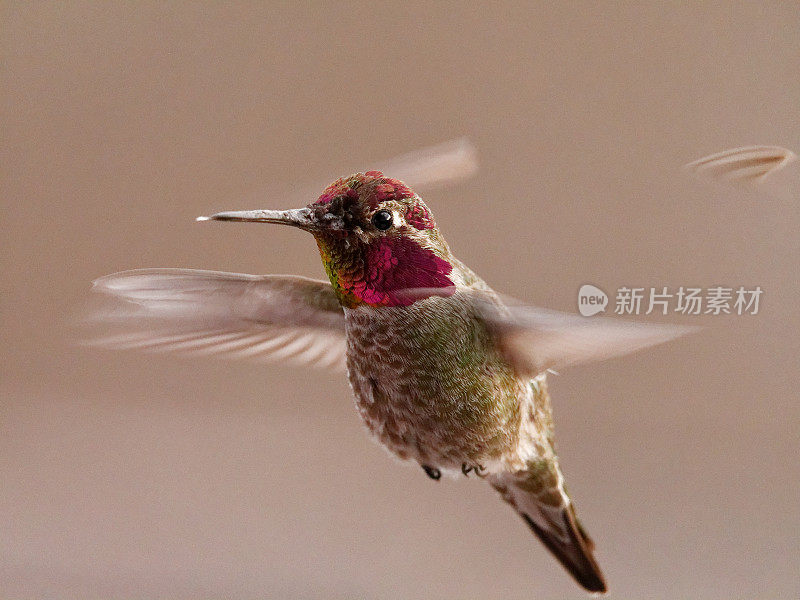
[461,463,487,478]
[422,465,441,480]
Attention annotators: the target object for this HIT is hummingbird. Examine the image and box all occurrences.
[89,170,693,594]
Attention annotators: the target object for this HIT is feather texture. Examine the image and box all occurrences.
[489,466,607,593]
[82,269,347,370]
[392,288,697,379]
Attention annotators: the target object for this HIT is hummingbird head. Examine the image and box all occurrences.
[199,171,456,308]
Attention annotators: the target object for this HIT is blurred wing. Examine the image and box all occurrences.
[685,145,796,181]
[265,137,478,210]
[470,292,698,378]
[83,269,347,370]
[373,137,479,189]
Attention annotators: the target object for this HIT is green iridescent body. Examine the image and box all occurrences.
[306,176,547,469]
[344,290,528,470]
[307,173,604,591]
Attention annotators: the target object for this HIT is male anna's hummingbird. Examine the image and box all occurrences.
[90,171,692,594]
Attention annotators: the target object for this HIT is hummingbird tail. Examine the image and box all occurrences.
[489,471,607,594]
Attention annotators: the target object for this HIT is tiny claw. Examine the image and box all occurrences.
[462,463,487,478]
[422,465,441,481]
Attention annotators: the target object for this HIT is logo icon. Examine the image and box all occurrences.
[578,284,608,317]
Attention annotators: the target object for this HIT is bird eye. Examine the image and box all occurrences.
[371,210,393,231]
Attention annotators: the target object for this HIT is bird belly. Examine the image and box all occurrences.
[344,298,526,471]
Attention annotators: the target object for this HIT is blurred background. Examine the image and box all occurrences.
[3,2,799,599]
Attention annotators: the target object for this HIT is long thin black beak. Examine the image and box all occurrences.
[196,207,315,231]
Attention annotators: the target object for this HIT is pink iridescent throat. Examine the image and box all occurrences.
[351,236,454,307]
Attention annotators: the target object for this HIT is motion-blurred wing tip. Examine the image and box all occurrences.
[91,271,134,293]
[376,137,479,188]
[91,275,113,291]
[685,145,797,182]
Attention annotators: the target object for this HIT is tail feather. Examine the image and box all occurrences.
[489,470,607,594]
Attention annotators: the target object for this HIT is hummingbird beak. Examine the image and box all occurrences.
[196,207,316,231]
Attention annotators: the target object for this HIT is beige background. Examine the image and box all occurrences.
[3,2,799,599]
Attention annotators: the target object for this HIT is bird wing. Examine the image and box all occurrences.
[480,297,697,379]
[393,287,691,379]
[389,287,696,379]
[685,145,796,181]
[372,137,478,189]
[83,269,347,370]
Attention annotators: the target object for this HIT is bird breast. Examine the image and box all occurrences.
[343,294,525,469]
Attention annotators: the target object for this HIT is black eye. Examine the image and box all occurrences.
[371,209,393,231]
